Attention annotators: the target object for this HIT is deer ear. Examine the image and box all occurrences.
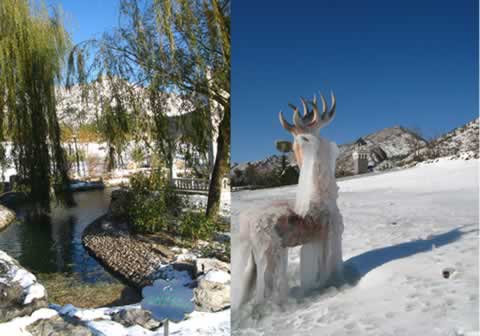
[275,140,293,153]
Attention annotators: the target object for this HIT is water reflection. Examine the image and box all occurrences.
[0,189,117,284]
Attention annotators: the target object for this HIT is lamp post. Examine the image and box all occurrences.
[73,134,81,177]
[275,140,293,183]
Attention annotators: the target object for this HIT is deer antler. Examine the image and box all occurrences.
[279,91,336,134]
[312,91,336,129]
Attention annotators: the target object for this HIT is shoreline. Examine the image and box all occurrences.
[81,214,170,290]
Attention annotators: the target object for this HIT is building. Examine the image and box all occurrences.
[352,144,369,175]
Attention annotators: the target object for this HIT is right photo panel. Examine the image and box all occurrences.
[231,0,479,335]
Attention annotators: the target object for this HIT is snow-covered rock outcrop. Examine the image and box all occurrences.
[0,302,230,336]
[194,258,231,312]
[401,118,479,166]
[432,118,479,156]
[0,250,47,323]
[0,205,15,231]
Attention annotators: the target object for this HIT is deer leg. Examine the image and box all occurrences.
[300,241,326,294]
[253,249,269,305]
[272,247,289,305]
[254,243,281,305]
[232,240,256,311]
[254,243,290,306]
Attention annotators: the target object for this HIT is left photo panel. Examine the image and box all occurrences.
[0,0,231,335]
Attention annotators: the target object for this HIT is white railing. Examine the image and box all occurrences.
[171,178,209,192]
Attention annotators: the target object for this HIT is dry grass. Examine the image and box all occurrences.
[37,273,140,308]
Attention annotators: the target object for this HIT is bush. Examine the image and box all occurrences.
[125,171,221,242]
[127,172,182,233]
[178,211,219,241]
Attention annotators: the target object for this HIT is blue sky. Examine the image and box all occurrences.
[48,0,478,163]
[232,0,478,163]
[46,0,120,44]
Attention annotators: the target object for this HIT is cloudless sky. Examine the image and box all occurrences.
[46,0,120,45]
[232,0,478,163]
[46,0,478,163]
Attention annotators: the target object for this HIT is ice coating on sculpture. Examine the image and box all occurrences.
[232,92,344,313]
[294,134,343,292]
[232,201,291,310]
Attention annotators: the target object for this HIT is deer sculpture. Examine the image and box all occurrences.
[232,92,344,312]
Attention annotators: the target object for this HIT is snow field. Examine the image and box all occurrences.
[232,158,479,336]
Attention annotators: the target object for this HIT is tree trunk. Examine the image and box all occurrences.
[206,103,230,218]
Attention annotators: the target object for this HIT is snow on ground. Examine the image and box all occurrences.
[81,270,229,335]
[0,309,59,336]
[50,303,230,336]
[0,256,230,335]
[232,158,479,336]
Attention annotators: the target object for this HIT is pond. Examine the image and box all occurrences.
[0,189,140,307]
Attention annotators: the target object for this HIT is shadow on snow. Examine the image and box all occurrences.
[343,226,477,286]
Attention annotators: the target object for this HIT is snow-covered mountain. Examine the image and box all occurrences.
[431,117,479,156]
[56,79,188,129]
[400,118,479,165]
[336,126,427,176]
[52,79,223,180]
[231,118,479,185]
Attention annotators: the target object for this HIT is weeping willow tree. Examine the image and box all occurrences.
[0,0,72,210]
[68,0,230,218]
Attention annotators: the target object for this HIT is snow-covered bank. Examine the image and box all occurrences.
[0,303,230,336]
[232,158,479,335]
[0,249,231,335]
[0,251,48,324]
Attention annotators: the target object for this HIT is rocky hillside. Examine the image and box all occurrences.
[232,118,479,186]
[231,154,298,187]
[232,155,292,177]
[400,118,479,165]
[336,126,427,176]
[433,117,479,155]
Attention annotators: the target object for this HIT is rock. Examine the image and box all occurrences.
[194,276,230,312]
[27,316,93,336]
[0,191,28,209]
[442,267,457,279]
[0,205,15,231]
[192,259,231,312]
[194,258,230,277]
[86,320,128,335]
[0,251,48,323]
[150,243,175,259]
[109,188,131,220]
[110,308,161,330]
[172,262,196,278]
[213,231,230,243]
[203,270,230,284]
[82,221,165,288]
[194,242,230,263]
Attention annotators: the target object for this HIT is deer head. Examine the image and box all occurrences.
[279,92,336,167]
[279,92,338,215]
